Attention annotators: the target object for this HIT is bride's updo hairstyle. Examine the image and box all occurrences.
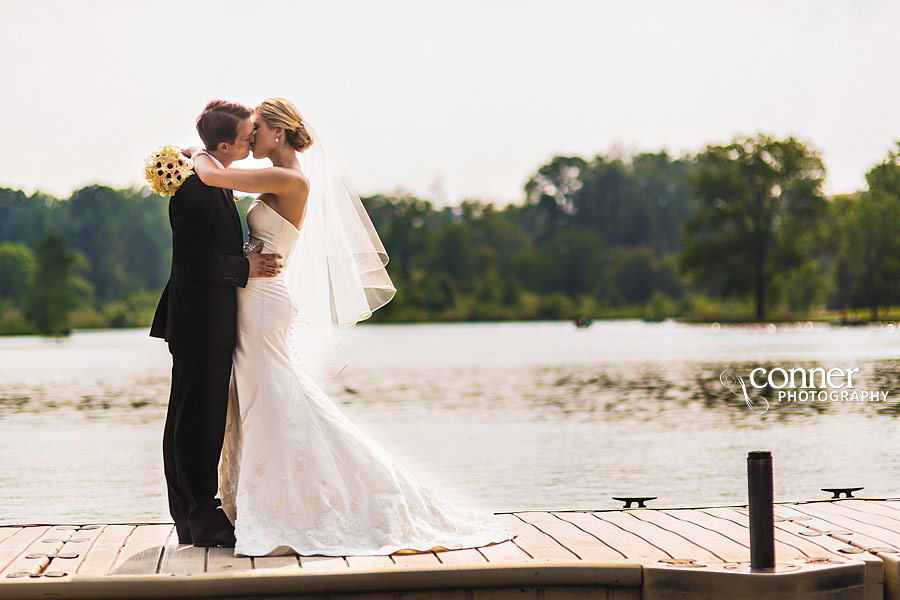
[256,97,314,153]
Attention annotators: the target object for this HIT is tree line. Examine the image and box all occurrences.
[0,134,897,336]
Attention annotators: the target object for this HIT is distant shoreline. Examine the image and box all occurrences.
[1,312,897,339]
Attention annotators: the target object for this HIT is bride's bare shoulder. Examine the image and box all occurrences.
[290,168,309,189]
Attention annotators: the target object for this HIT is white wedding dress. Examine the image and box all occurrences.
[218,198,516,557]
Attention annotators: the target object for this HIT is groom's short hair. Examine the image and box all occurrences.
[196,100,253,150]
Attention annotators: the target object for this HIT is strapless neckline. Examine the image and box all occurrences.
[254,199,300,233]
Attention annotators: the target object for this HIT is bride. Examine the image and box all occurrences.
[185,98,516,557]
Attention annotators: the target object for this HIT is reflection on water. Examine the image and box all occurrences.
[0,321,897,522]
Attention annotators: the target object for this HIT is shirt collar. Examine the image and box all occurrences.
[206,153,225,169]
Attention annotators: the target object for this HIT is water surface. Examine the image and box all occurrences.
[0,320,897,522]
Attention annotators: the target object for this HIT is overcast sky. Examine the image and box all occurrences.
[1,0,897,205]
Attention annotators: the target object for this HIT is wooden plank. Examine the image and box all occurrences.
[436,547,488,566]
[594,511,720,563]
[390,550,441,568]
[558,512,671,561]
[477,539,532,563]
[76,525,134,576]
[110,524,174,575]
[754,505,863,551]
[158,536,206,575]
[0,528,21,546]
[497,514,578,561]
[629,509,747,562]
[840,500,900,524]
[0,526,72,578]
[702,507,835,559]
[772,507,886,561]
[517,512,626,561]
[44,523,107,576]
[206,545,252,573]
[789,503,900,548]
[0,526,49,574]
[345,554,394,569]
[775,504,862,535]
[253,554,301,571]
[666,508,805,560]
[812,501,900,545]
[865,500,900,516]
[297,554,348,572]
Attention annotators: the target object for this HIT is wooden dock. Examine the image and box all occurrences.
[4,498,900,599]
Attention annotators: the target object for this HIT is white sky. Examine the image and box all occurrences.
[1,0,897,205]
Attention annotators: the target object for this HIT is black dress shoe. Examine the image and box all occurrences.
[176,527,192,545]
[193,527,236,548]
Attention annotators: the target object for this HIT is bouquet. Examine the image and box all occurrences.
[143,145,193,196]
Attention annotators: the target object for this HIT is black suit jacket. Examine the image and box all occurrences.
[150,173,249,348]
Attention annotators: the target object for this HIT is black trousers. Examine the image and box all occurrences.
[163,343,233,541]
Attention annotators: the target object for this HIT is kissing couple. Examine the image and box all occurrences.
[149,98,516,556]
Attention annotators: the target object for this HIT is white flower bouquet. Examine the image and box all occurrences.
[143,146,193,196]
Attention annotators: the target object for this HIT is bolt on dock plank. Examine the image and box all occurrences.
[3,498,900,599]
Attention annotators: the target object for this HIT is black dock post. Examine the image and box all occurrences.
[747,450,775,571]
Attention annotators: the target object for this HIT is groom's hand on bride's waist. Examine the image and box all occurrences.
[247,242,283,278]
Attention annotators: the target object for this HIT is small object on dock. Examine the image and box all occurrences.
[659,558,706,568]
[822,487,863,498]
[868,547,900,553]
[574,316,592,328]
[837,547,866,554]
[612,496,656,508]
[805,557,838,564]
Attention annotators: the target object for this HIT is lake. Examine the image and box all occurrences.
[0,320,897,522]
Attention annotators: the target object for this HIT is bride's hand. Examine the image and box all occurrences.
[181,146,199,159]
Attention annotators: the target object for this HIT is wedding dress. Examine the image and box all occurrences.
[218,198,516,557]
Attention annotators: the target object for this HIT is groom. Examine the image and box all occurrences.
[150,100,282,547]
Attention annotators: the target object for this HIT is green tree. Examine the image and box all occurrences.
[629,152,694,254]
[364,194,434,283]
[61,186,141,301]
[24,232,93,336]
[681,134,828,320]
[419,272,457,313]
[522,156,587,241]
[0,187,58,246]
[520,151,693,253]
[424,222,478,292]
[527,227,610,298]
[0,242,36,307]
[834,143,900,318]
